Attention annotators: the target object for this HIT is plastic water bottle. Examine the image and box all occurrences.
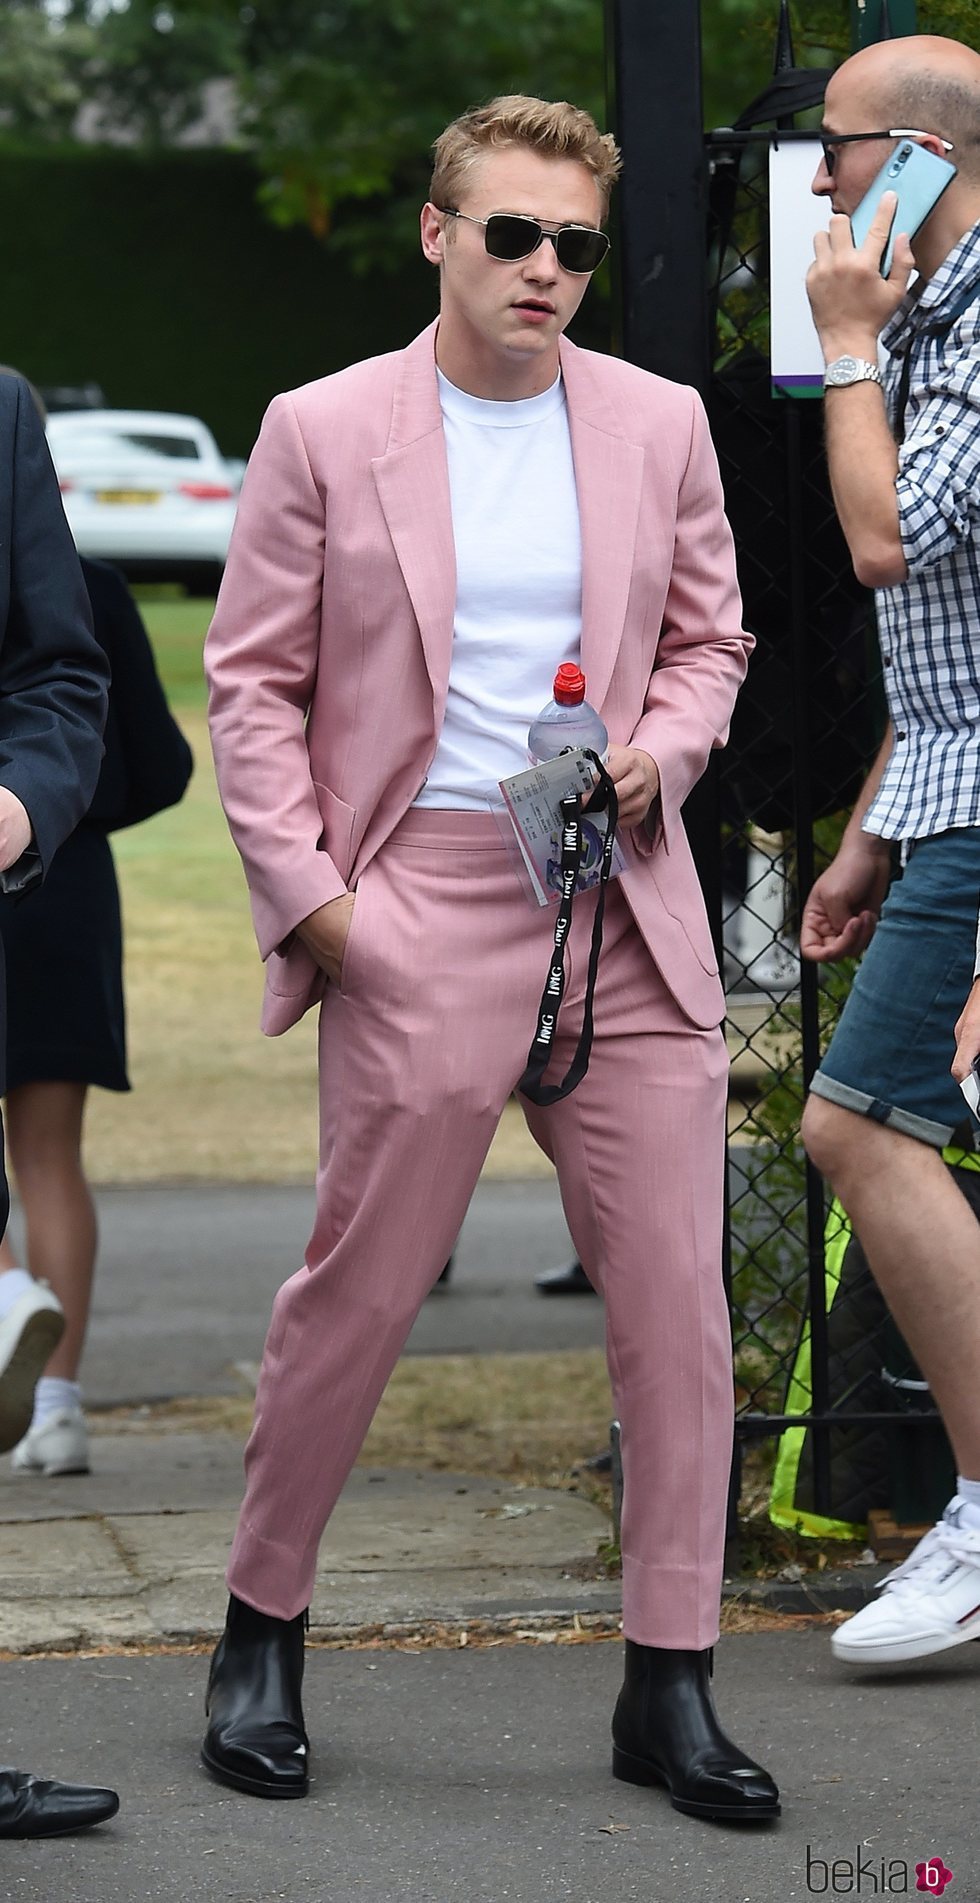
[528,663,608,765]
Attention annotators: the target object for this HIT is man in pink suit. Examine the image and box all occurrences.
[203,94,778,1822]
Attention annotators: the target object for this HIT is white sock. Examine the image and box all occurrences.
[0,1268,37,1320]
[32,1376,82,1428]
[955,1477,980,1529]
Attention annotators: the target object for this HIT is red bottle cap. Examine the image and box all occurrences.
[553,663,586,706]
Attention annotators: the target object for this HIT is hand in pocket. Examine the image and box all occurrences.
[296,892,356,986]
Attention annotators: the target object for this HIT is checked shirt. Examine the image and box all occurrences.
[863,216,980,847]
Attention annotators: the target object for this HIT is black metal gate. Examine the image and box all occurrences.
[706,106,883,1527]
[607,0,948,1540]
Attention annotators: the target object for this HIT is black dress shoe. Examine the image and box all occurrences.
[202,1593,310,1799]
[0,1766,119,1837]
[612,1642,780,1821]
[534,1259,596,1295]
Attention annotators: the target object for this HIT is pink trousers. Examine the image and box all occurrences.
[228,810,734,1648]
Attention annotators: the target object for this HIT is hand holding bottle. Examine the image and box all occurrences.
[528,664,660,830]
[590,744,660,828]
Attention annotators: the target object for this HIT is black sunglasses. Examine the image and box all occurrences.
[438,208,610,274]
[819,127,954,175]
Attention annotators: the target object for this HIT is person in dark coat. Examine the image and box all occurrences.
[0,370,120,1834]
[0,548,192,1479]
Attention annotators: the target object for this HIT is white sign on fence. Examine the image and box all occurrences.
[769,139,831,397]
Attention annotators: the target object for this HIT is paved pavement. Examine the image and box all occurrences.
[0,1426,620,1652]
[4,1174,955,1901]
[0,1175,621,1656]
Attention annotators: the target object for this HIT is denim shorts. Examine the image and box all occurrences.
[810,827,980,1149]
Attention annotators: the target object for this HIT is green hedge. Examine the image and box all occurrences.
[0,146,439,456]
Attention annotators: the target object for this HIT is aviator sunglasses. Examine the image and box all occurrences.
[438,207,610,274]
[819,127,954,175]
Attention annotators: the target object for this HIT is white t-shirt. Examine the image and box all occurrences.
[414,368,583,810]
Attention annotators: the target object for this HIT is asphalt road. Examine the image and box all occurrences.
[8,1150,769,1410]
[12,1179,602,1409]
[4,1629,978,1903]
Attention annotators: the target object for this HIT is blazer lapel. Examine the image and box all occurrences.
[371,328,644,720]
[372,324,457,712]
[560,338,644,716]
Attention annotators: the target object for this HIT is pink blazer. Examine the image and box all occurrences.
[205,321,753,1036]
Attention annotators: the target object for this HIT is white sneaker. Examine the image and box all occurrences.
[11,1407,89,1476]
[832,1498,980,1664]
[0,1285,65,1453]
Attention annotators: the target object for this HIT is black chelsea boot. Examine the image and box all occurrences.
[201,1593,310,1798]
[612,1641,780,1821]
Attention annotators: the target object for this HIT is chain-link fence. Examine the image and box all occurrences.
[701,117,953,1537]
[602,0,957,1544]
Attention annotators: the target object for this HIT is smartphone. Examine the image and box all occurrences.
[959,1055,980,1122]
[850,139,957,275]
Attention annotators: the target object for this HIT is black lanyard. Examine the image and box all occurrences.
[517,751,619,1107]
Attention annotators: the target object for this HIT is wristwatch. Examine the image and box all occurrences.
[824,355,883,390]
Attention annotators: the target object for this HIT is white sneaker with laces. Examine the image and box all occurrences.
[12,1407,89,1477]
[0,1285,65,1453]
[831,1498,980,1664]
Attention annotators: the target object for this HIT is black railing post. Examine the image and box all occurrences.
[773,0,796,74]
[605,0,740,1551]
[784,403,834,1518]
[605,0,709,393]
[604,0,720,957]
[772,0,833,1519]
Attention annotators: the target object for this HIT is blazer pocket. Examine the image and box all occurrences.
[648,852,719,977]
[312,781,357,883]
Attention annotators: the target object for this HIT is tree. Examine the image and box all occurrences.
[73,0,798,264]
[15,0,978,266]
[0,2,93,140]
[74,0,241,147]
[76,0,605,267]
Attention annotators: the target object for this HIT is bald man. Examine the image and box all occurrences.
[795,37,980,1666]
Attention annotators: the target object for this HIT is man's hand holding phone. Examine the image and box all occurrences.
[806,192,915,357]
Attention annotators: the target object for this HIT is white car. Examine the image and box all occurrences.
[47,409,239,594]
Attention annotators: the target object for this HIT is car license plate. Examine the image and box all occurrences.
[94,489,163,504]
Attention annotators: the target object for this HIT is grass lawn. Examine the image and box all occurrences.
[83,593,551,1185]
[127,1347,615,1494]
[130,593,213,713]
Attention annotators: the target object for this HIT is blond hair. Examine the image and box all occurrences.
[430,95,621,220]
